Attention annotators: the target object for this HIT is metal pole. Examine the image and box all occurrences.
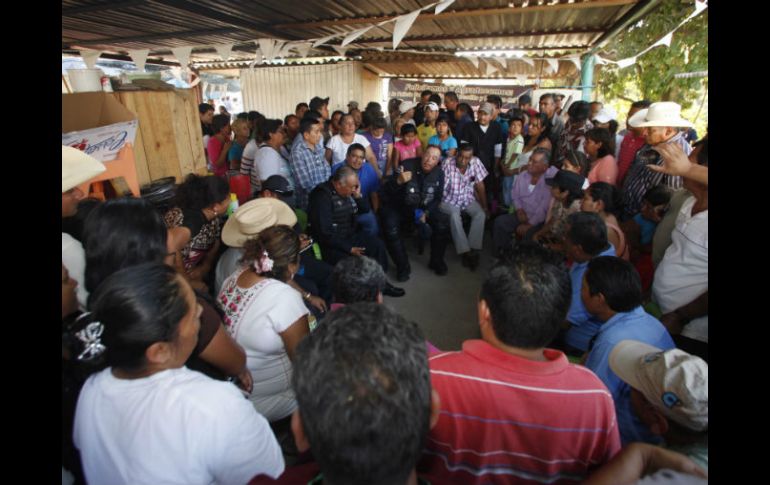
[581,54,595,101]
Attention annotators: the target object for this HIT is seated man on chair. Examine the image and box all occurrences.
[439,143,489,271]
[307,166,404,297]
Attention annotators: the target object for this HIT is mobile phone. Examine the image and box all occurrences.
[299,237,314,253]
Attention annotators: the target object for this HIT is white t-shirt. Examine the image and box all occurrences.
[219,274,309,421]
[325,134,371,166]
[214,247,246,296]
[73,367,284,485]
[62,232,88,309]
[652,196,708,342]
[255,145,294,191]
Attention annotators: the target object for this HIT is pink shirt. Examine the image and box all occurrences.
[588,154,618,186]
[394,138,421,161]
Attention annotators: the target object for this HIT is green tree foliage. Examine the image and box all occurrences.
[597,0,707,109]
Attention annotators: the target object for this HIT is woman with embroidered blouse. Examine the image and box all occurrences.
[218,225,310,422]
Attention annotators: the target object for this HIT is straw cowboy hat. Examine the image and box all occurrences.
[628,102,694,128]
[62,145,106,193]
[221,198,297,248]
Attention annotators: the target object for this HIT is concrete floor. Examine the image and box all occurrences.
[382,233,497,352]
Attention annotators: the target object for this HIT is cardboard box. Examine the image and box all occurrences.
[62,92,139,162]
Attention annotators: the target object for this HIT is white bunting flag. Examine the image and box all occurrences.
[563,55,582,71]
[393,9,421,49]
[213,44,234,61]
[332,45,349,57]
[463,55,480,69]
[518,56,535,67]
[435,0,456,14]
[653,32,673,48]
[544,57,559,73]
[616,57,637,69]
[293,42,313,58]
[170,46,193,67]
[342,25,374,47]
[80,49,102,69]
[312,33,340,48]
[258,39,276,61]
[491,57,508,72]
[189,72,201,87]
[694,0,707,15]
[127,49,150,71]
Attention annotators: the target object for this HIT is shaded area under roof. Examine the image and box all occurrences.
[62,0,661,78]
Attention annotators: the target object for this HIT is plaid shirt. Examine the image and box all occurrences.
[441,156,488,209]
[620,131,691,220]
[291,137,330,210]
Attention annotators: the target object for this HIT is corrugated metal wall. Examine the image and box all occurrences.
[240,62,381,118]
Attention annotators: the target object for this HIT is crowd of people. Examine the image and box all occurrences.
[61,88,707,484]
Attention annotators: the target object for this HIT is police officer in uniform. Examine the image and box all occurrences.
[380,145,451,278]
[308,165,405,297]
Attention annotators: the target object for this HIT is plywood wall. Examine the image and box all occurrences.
[114,89,207,184]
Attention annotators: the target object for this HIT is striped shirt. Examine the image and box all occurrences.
[441,157,488,210]
[419,340,621,484]
[620,132,691,220]
[291,137,331,211]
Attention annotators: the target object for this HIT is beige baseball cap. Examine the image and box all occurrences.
[610,340,707,431]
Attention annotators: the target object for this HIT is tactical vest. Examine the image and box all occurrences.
[328,185,357,239]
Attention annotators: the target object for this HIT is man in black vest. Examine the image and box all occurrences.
[308,166,405,297]
[380,145,451,279]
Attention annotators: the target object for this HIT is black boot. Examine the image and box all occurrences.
[383,282,406,297]
[429,232,449,276]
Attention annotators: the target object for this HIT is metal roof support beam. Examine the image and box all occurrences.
[62,50,182,67]
[588,0,665,53]
[274,0,637,29]
[62,0,148,16]
[358,29,604,45]
[65,27,241,47]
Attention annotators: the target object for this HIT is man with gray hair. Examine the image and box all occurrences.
[308,166,404,297]
[330,255,386,310]
[492,147,558,255]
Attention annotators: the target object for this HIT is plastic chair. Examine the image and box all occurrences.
[228,174,252,205]
[77,143,141,198]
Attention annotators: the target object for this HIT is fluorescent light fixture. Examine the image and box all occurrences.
[455,50,526,58]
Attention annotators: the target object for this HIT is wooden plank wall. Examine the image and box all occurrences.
[114,89,206,185]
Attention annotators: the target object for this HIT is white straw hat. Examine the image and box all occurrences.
[221,198,297,248]
[627,102,694,128]
[62,146,106,193]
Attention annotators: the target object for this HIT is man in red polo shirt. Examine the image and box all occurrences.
[420,242,621,484]
[617,100,651,186]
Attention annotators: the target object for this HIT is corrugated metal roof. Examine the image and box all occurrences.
[62,0,647,78]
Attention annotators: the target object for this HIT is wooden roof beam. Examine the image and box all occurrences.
[62,0,148,16]
[274,0,637,29]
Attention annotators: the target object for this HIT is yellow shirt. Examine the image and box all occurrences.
[416,124,437,151]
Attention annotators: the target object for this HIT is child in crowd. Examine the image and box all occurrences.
[581,182,629,260]
[389,123,422,174]
[427,114,458,160]
[533,170,586,253]
[562,149,591,189]
[363,117,393,177]
[621,185,673,293]
[499,112,525,209]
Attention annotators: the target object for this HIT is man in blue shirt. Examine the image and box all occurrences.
[559,212,616,355]
[581,256,675,445]
[332,143,380,236]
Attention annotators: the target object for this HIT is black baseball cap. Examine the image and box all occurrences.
[545,170,585,194]
[309,96,330,112]
[260,175,295,207]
